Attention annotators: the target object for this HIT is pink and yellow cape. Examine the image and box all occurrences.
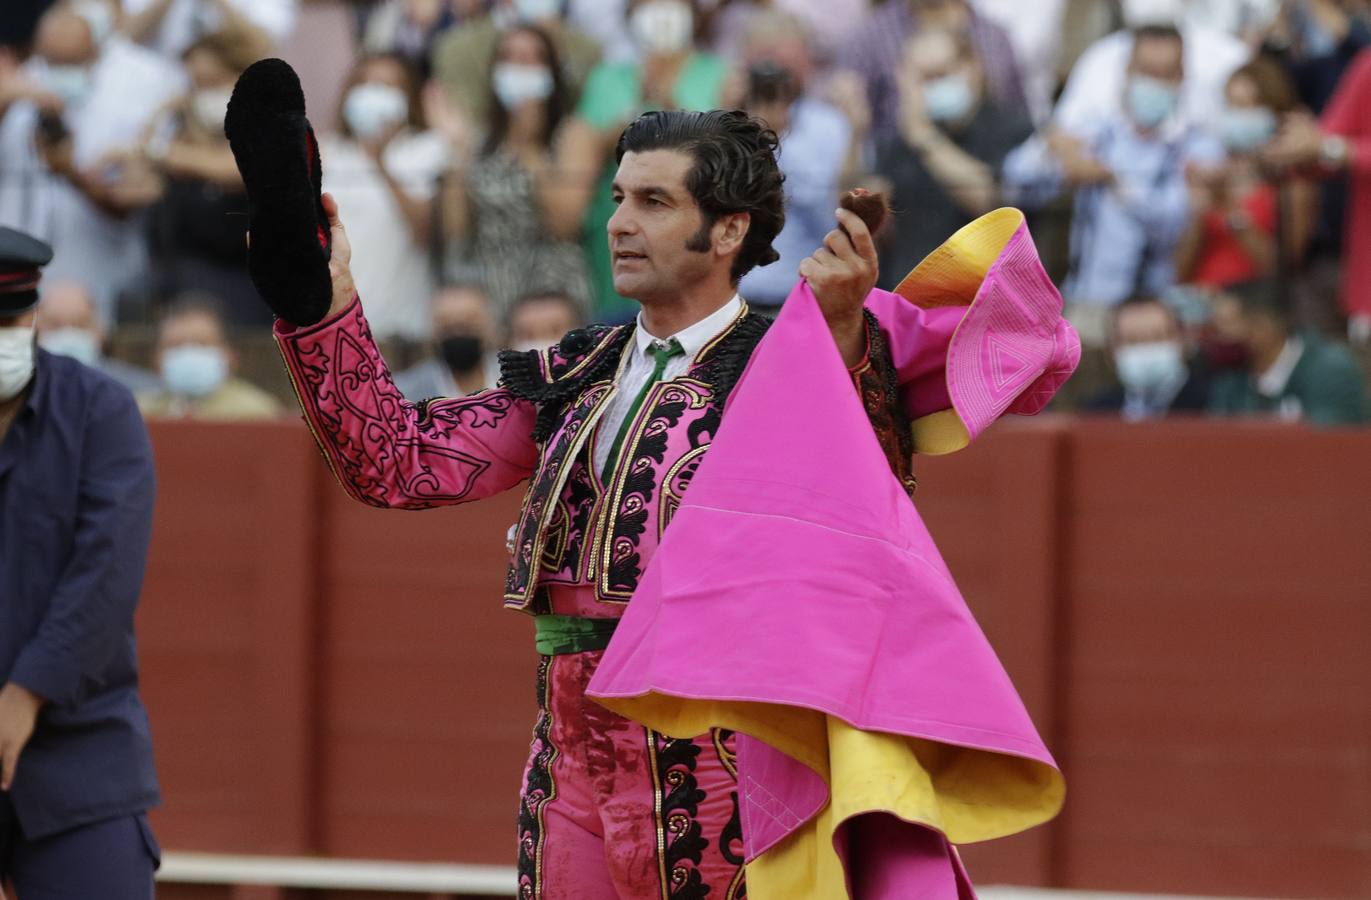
[586,210,1077,899]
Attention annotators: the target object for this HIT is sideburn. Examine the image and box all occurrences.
[684,214,716,254]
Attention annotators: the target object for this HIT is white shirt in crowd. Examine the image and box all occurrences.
[120,0,298,57]
[591,294,743,476]
[1053,26,1251,136]
[0,36,187,321]
[320,131,450,342]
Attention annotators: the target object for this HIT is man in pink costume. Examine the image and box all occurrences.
[254,101,1074,897]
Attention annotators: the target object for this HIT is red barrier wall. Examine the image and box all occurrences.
[137,419,1371,897]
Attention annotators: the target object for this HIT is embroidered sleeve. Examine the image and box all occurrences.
[275,297,540,509]
[849,310,917,496]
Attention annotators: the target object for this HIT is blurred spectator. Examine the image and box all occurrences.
[34,277,160,393]
[393,282,500,398]
[873,27,1032,290]
[1086,294,1210,418]
[0,2,187,321]
[709,0,870,65]
[568,0,729,320]
[362,0,483,76]
[1004,24,1224,345]
[732,11,860,309]
[1053,1,1250,135]
[507,287,584,351]
[1208,279,1368,424]
[136,25,268,322]
[440,24,591,317]
[1264,47,1371,343]
[136,295,282,419]
[119,0,296,58]
[322,53,451,341]
[430,0,601,126]
[1174,58,1317,288]
[837,0,1029,144]
[1260,0,1371,113]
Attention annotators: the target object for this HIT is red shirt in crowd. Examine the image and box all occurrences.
[1189,183,1278,287]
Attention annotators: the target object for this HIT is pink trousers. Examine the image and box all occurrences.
[515,649,746,900]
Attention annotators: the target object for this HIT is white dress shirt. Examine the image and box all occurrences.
[591,295,744,476]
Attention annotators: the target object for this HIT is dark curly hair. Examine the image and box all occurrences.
[615,109,785,284]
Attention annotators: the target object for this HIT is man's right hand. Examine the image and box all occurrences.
[321,192,357,318]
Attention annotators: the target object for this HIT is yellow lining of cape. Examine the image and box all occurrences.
[594,693,1065,900]
[894,208,1026,459]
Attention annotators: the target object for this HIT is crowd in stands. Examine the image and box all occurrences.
[1,0,1367,425]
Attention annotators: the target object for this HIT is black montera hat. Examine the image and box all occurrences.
[0,226,54,316]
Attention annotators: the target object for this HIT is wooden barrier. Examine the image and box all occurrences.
[136,418,1371,898]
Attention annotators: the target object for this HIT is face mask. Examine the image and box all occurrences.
[193,87,233,130]
[514,0,561,20]
[43,65,93,108]
[440,333,485,373]
[630,0,695,56]
[0,326,36,401]
[1114,341,1185,392]
[162,344,228,398]
[923,73,974,124]
[492,63,554,108]
[1219,106,1276,152]
[1127,75,1179,130]
[39,327,101,367]
[344,82,410,140]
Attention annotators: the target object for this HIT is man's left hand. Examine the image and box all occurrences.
[800,207,878,366]
[0,682,43,791]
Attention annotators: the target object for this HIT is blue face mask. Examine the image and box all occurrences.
[162,344,228,398]
[1219,106,1277,152]
[1127,75,1179,130]
[923,73,975,124]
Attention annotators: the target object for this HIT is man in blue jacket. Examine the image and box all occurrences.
[0,226,160,897]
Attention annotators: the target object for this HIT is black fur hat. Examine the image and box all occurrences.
[225,58,333,326]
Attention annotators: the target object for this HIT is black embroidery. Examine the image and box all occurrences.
[859,308,917,496]
[651,732,710,900]
[516,657,556,899]
[499,326,633,442]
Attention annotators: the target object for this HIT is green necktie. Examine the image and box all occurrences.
[602,337,685,481]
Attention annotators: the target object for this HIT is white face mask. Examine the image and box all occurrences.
[39,327,101,367]
[923,73,975,123]
[43,64,94,108]
[343,82,410,140]
[72,0,116,46]
[514,0,561,21]
[193,87,233,130]
[492,63,554,108]
[1114,340,1185,393]
[0,325,37,401]
[162,344,229,398]
[630,0,695,56]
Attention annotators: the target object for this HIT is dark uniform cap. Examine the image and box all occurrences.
[0,226,55,317]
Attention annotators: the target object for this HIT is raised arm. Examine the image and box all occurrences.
[274,193,538,509]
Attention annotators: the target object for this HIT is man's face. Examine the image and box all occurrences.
[0,311,36,331]
[34,280,98,336]
[431,287,495,342]
[608,150,735,304]
[511,296,578,349]
[1128,34,1183,88]
[35,10,97,68]
[1113,301,1180,349]
[157,310,230,365]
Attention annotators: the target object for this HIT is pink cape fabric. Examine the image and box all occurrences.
[586,281,1060,896]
